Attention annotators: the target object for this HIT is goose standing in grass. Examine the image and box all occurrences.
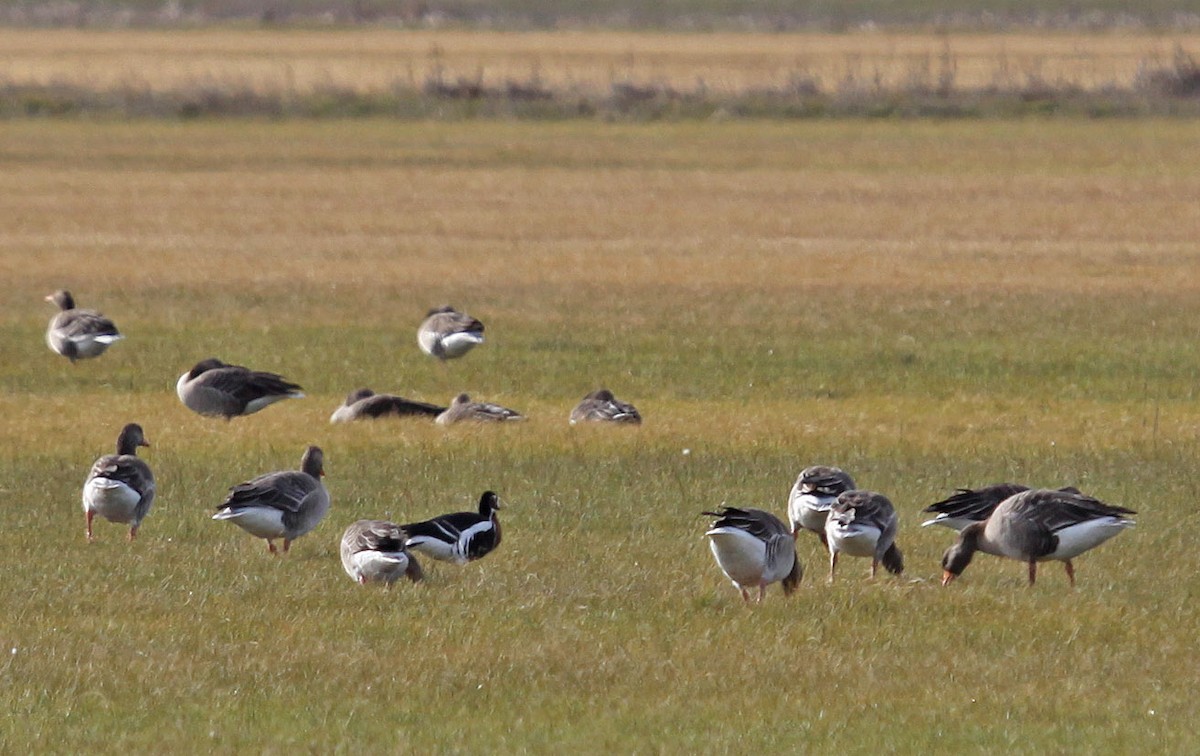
[825,490,904,581]
[44,290,123,363]
[569,389,642,425]
[702,506,802,603]
[82,423,154,541]
[340,520,424,586]
[176,358,304,420]
[922,483,1082,530]
[435,393,524,425]
[418,305,485,361]
[940,488,1136,587]
[402,491,503,565]
[787,465,856,544]
[212,445,329,555]
[329,388,445,423]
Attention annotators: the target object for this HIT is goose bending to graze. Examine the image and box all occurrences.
[82,423,154,541]
[330,388,445,423]
[418,305,485,361]
[340,520,424,586]
[787,465,855,543]
[402,491,502,565]
[176,358,304,420]
[825,490,904,581]
[703,506,801,603]
[941,488,1136,587]
[569,389,642,425]
[45,290,123,363]
[922,483,1082,530]
[435,393,524,425]
[213,446,329,555]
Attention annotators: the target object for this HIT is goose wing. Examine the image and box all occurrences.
[221,470,318,514]
[53,309,120,340]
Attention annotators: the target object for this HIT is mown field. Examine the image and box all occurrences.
[1,117,1199,750]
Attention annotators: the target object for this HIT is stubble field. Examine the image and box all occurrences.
[1,114,1199,749]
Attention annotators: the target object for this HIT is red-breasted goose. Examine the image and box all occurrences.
[569,388,642,425]
[45,290,123,363]
[703,506,802,603]
[787,465,856,543]
[82,423,154,541]
[340,520,424,586]
[418,305,485,361]
[330,388,446,423]
[825,490,904,581]
[176,358,304,420]
[435,393,524,425]
[212,446,329,555]
[402,491,502,565]
[922,483,1082,530]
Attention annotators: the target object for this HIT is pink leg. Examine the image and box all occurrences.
[128,524,139,541]
[828,551,839,583]
[870,559,879,578]
[740,588,751,603]
[757,584,767,603]
[1063,560,1076,587]
[283,539,292,553]
[267,540,278,555]
[1027,560,1038,586]
[85,510,95,542]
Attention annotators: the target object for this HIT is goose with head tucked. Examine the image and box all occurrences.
[569,388,642,425]
[330,388,445,423]
[45,290,123,363]
[922,482,1083,531]
[402,491,503,565]
[940,488,1135,587]
[82,423,154,541]
[418,305,485,361]
[212,446,329,555]
[825,490,904,581]
[435,393,524,425]
[703,506,802,603]
[176,358,304,420]
[787,465,856,544]
[340,520,424,586]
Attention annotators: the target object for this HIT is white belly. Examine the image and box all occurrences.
[439,332,484,359]
[706,529,766,589]
[83,478,141,523]
[347,551,410,584]
[789,492,836,534]
[1048,518,1134,560]
[214,507,286,539]
[827,523,882,557]
[406,536,464,564]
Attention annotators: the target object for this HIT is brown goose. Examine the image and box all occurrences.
[340,520,424,585]
[569,389,642,425]
[176,358,304,420]
[703,506,802,603]
[787,465,856,543]
[82,423,155,541]
[45,290,123,363]
[825,490,904,581]
[212,446,329,555]
[941,488,1136,587]
[435,393,524,425]
[329,388,445,423]
[418,305,485,361]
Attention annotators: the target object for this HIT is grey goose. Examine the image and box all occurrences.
[176,358,304,420]
[329,388,445,423]
[703,506,802,603]
[212,446,330,555]
[825,490,904,581]
[340,520,424,585]
[787,465,856,543]
[569,389,642,425]
[922,483,1083,530]
[45,290,123,363]
[82,423,155,541]
[435,393,524,425]
[418,305,485,361]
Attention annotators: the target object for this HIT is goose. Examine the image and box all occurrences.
[402,491,502,565]
[825,490,904,581]
[786,465,856,543]
[435,393,524,425]
[922,483,1082,530]
[176,358,304,420]
[418,305,485,361]
[44,290,123,363]
[569,389,642,425]
[940,488,1136,587]
[340,520,424,586]
[212,445,329,555]
[82,423,154,541]
[329,388,445,423]
[702,506,802,603]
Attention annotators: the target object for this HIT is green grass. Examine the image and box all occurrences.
[1,119,1199,751]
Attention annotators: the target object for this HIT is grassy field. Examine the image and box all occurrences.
[1,118,1199,750]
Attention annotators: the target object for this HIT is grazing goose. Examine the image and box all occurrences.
[329,388,445,423]
[82,423,154,541]
[825,490,904,581]
[212,445,329,555]
[402,491,502,565]
[418,305,485,361]
[569,389,642,425]
[922,483,1082,530]
[176,358,304,420]
[340,520,424,586]
[435,393,524,425]
[940,488,1136,587]
[703,506,802,603]
[787,465,856,543]
[44,290,123,363]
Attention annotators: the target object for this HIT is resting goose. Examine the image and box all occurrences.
[941,488,1136,587]
[340,520,424,586]
[569,389,642,425]
[82,423,155,541]
[330,388,445,423]
[176,358,304,420]
[435,393,524,425]
[786,465,856,543]
[703,506,802,603]
[402,491,502,565]
[418,305,485,361]
[45,290,123,363]
[825,490,904,581]
[922,483,1082,530]
[212,445,329,555]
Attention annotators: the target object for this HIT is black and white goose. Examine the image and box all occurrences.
[825,490,904,581]
[176,358,304,420]
[418,305,485,361]
[703,506,802,603]
[402,491,502,565]
[212,445,330,555]
[45,290,123,363]
[941,488,1136,587]
[82,423,155,541]
[787,465,856,543]
[330,388,446,423]
[435,393,524,425]
[922,483,1082,530]
[340,520,424,586]
[569,389,642,425]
